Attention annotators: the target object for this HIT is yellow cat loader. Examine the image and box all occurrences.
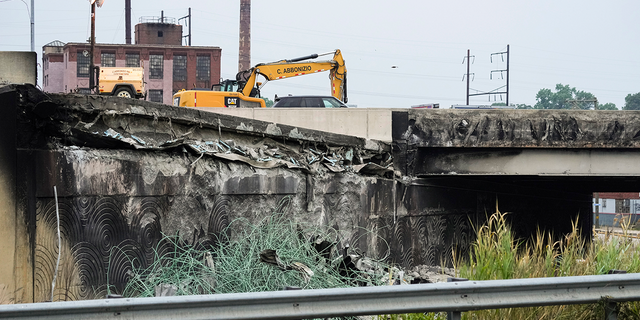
[172,49,347,108]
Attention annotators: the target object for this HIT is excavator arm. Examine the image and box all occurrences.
[238,49,347,103]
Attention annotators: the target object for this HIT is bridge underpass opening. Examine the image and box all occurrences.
[406,175,640,244]
[400,145,640,242]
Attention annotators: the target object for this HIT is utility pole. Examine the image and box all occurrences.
[489,44,509,105]
[506,44,509,105]
[90,1,96,92]
[462,50,474,105]
[594,192,600,229]
[462,49,475,105]
[30,0,34,52]
[505,44,509,106]
[468,45,509,104]
[179,8,192,46]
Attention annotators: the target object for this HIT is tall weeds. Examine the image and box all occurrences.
[452,204,640,319]
[460,205,518,280]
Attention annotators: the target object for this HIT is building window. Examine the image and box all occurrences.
[101,52,116,67]
[149,54,163,79]
[173,55,187,81]
[196,55,210,81]
[77,51,90,77]
[148,90,163,103]
[158,31,163,37]
[126,53,140,67]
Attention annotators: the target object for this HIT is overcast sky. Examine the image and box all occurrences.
[1,0,638,108]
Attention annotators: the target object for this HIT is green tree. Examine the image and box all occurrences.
[598,102,618,110]
[534,88,554,109]
[623,92,640,110]
[535,84,575,109]
[262,97,274,108]
[534,84,605,110]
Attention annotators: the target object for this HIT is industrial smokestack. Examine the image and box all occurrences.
[238,0,251,72]
[125,0,131,44]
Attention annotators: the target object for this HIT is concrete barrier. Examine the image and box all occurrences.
[193,107,394,142]
[0,52,37,85]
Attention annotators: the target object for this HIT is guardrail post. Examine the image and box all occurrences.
[605,300,617,320]
[447,311,461,320]
[447,277,468,320]
[602,270,625,320]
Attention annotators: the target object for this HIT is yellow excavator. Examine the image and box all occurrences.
[172,49,347,108]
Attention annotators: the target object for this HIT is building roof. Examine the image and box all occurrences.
[597,192,640,200]
[43,40,66,47]
[64,42,221,50]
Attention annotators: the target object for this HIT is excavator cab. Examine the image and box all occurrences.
[174,77,266,108]
[212,79,262,98]
[212,79,240,92]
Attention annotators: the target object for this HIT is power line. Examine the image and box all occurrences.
[462,49,475,105]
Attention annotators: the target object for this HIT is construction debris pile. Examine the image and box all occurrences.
[96,129,395,178]
[15,86,394,178]
[120,198,454,298]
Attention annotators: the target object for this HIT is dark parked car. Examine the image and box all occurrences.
[272,95,348,108]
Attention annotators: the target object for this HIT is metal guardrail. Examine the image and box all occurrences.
[595,228,640,240]
[138,16,176,24]
[1,273,640,320]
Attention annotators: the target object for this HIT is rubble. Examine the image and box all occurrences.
[14,86,393,178]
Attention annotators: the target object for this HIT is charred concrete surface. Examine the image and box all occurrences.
[393,109,640,178]
[395,109,640,149]
[7,85,638,304]
[393,109,640,258]
[3,84,470,304]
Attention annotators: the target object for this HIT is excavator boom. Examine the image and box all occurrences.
[239,49,347,103]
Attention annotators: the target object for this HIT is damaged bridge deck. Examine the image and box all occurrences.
[4,84,640,304]
[2,84,409,303]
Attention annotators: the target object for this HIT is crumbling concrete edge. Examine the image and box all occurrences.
[51,93,390,152]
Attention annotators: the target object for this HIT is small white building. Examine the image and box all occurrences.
[593,192,640,227]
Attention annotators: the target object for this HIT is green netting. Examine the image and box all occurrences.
[117,196,387,298]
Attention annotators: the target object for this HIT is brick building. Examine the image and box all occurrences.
[42,19,221,105]
[593,192,640,227]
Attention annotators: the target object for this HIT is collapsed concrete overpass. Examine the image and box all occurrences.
[2,84,640,303]
[1,84,400,303]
